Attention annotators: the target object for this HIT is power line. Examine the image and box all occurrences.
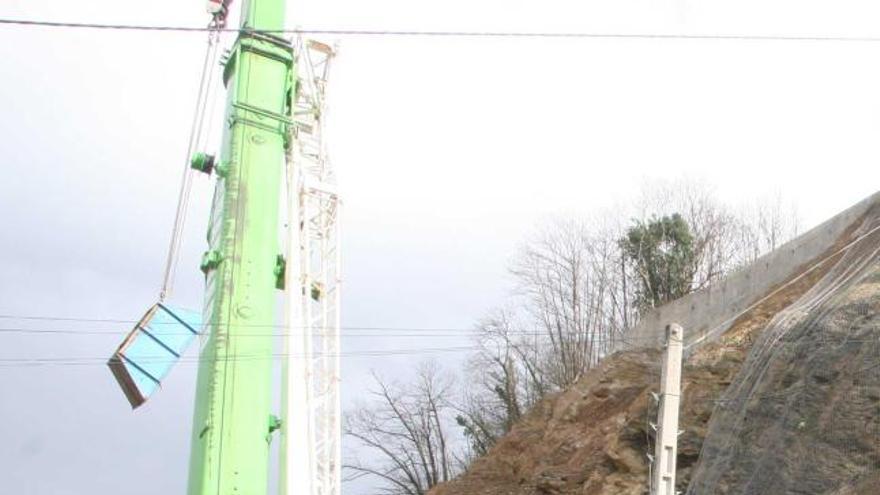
[0,313,484,330]
[0,314,638,336]
[2,218,877,349]
[0,316,491,333]
[0,326,534,338]
[0,18,213,32]
[3,18,880,43]
[3,350,873,411]
[0,330,872,366]
[0,326,876,350]
[0,325,656,343]
[0,345,481,367]
[6,219,879,333]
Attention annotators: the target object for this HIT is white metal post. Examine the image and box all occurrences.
[653,323,684,495]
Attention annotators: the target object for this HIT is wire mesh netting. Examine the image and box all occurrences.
[686,207,880,494]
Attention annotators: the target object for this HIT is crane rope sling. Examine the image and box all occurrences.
[158,19,225,302]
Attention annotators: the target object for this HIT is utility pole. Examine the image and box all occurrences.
[652,323,684,495]
[186,1,295,494]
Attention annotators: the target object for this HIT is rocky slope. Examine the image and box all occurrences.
[432,207,880,495]
[686,209,880,494]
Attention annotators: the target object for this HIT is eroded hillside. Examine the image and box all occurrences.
[686,208,880,494]
[432,204,880,495]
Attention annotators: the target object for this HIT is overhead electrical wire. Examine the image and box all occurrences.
[2,348,873,411]
[0,314,612,335]
[3,18,880,43]
[0,325,656,340]
[2,221,878,337]
[0,326,575,336]
[0,320,872,365]
[0,346,482,367]
[0,314,655,335]
[3,334,873,367]
[2,15,878,378]
[8,221,880,333]
[0,325,877,348]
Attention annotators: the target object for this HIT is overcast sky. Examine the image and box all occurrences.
[1,1,879,494]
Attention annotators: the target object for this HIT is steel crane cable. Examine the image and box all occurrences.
[158,27,223,302]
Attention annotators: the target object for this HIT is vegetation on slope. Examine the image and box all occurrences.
[429,210,865,495]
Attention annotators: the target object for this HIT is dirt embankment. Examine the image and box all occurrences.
[430,214,867,495]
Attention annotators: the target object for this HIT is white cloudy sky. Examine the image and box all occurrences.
[1,1,879,494]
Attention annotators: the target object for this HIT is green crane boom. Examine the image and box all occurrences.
[187,1,294,494]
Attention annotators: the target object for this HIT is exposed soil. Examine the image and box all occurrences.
[430,211,875,495]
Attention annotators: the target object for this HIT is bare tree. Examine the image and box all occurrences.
[450,180,801,470]
[455,309,545,458]
[508,216,631,389]
[734,192,801,264]
[633,179,801,290]
[588,216,638,353]
[453,216,636,458]
[344,362,458,495]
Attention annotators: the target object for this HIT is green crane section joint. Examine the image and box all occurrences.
[223,32,295,135]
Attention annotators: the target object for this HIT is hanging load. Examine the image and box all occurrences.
[107,303,202,408]
[104,4,222,411]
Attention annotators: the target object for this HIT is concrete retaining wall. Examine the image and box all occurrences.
[620,190,880,351]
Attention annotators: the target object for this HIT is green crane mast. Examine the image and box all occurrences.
[187,1,294,494]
